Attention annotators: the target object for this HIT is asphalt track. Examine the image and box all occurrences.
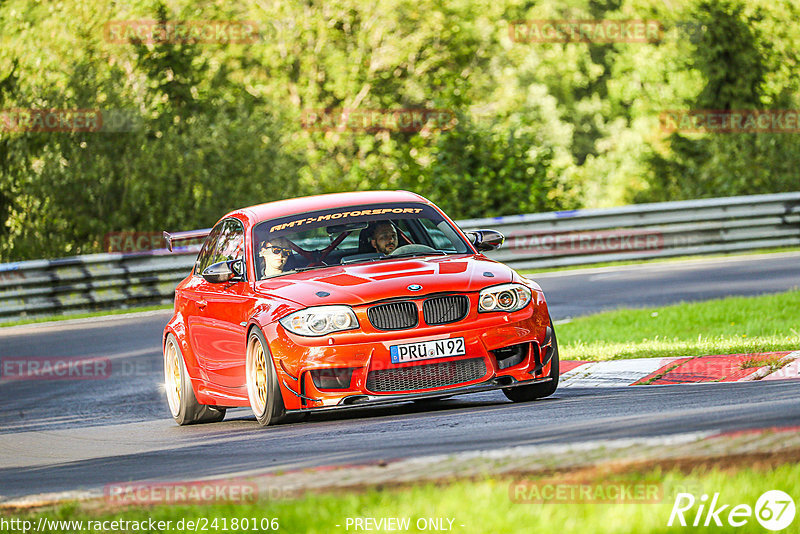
[1,253,799,502]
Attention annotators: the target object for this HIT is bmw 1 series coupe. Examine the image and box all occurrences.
[162,190,558,426]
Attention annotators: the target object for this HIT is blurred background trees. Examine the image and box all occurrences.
[0,0,797,260]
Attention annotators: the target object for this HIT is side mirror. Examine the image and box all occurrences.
[465,229,505,252]
[202,259,244,284]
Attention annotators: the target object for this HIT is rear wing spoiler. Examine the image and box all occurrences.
[163,228,211,252]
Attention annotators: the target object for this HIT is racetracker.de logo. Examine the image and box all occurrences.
[0,109,102,132]
[510,229,664,255]
[0,357,111,381]
[104,231,205,253]
[105,479,258,505]
[510,480,662,503]
[1,109,143,133]
[104,232,165,253]
[104,20,260,44]
[301,109,457,133]
[509,20,662,43]
[660,110,800,134]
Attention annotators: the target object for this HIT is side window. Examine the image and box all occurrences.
[194,223,223,275]
[214,219,245,264]
[194,219,245,276]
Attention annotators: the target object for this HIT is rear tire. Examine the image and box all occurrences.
[164,333,226,425]
[246,327,290,426]
[503,320,559,403]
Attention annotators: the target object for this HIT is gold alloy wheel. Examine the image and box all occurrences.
[164,338,182,417]
[247,335,269,417]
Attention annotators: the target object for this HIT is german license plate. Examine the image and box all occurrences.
[389,337,466,364]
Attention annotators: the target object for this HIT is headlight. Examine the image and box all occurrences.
[279,306,359,337]
[478,283,532,313]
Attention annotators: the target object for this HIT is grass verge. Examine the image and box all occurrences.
[556,290,800,360]
[5,456,798,533]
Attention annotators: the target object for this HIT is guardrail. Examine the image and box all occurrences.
[458,191,800,270]
[0,249,200,322]
[1,192,798,322]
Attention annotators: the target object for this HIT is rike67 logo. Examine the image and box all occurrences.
[669,490,795,531]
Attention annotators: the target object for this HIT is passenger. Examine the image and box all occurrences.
[370,221,398,255]
[259,237,292,277]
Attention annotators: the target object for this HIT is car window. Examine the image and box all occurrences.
[194,219,244,276]
[214,219,245,263]
[194,223,223,275]
[252,202,471,279]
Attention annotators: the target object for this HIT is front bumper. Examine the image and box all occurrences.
[265,290,553,410]
[283,375,554,415]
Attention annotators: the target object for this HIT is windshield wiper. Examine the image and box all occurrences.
[375,251,448,261]
[291,264,335,272]
[340,256,382,265]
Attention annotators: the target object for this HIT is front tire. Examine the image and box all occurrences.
[503,320,559,403]
[164,333,226,425]
[246,327,290,426]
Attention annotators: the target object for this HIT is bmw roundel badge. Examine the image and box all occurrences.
[408,284,422,291]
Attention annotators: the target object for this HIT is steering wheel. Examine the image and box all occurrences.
[389,244,437,255]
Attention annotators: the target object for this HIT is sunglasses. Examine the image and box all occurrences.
[262,245,291,256]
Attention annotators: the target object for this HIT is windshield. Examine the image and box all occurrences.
[252,202,471,279]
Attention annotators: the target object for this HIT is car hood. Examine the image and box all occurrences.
[253,255,515,308]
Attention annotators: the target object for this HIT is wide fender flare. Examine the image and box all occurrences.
[163,312,202,381]
[245,320,304,411]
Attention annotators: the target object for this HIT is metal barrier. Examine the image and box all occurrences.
[1,192,798,322]
[458,191,800,270]
[0,250,198,322]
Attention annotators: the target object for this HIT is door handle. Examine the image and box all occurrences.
[197,299,207,309]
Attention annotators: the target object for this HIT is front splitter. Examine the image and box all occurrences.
[285,376,554,415]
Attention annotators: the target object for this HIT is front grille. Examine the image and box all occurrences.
[367,301,418,330]
[366,357,487,392]
[423,295,469,326]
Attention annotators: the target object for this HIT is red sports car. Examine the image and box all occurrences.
[162,191,558,426]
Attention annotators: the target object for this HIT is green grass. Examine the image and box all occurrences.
[557,290,800,361]
[6,462,798,533]
[0,304,172,328]
[520,246,800,275]
[739,353,791,373]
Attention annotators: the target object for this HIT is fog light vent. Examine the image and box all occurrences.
[310,368,355,390]
[491,343,529,370]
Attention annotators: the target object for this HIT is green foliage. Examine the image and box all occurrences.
[397,119,576,219]
[636,0,800,202]
[0,0,798,260]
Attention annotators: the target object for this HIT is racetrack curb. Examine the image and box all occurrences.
[559,350,800,387]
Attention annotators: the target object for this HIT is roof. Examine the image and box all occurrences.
[233,190,430,223]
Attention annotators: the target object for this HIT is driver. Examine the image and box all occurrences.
[369,221,398,255]
[259,237,292,277]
